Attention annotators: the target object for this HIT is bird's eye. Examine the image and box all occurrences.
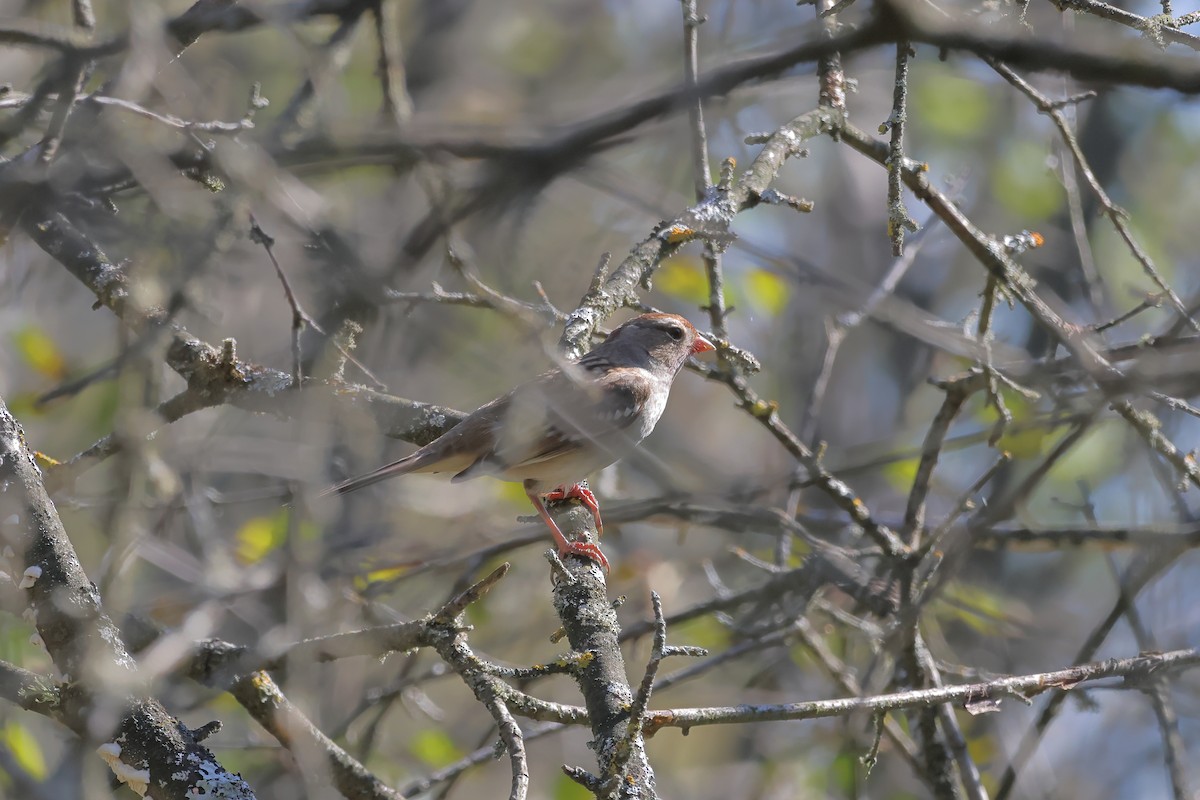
[666,325,684,341]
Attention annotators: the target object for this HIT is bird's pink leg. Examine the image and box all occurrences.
[543,483,603,536]
[525,481,610,573]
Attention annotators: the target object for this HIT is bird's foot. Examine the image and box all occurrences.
[527,480,610,574]
[555,538,611,573]
[544,483,603,536]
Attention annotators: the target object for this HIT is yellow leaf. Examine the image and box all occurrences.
[410,729,463,769]
[993,426,1047,459]
[353,564,412,592]
[235,511,289,565]
[982,391,1048,459]
[496,479,532,510]
[883,456,921,492]
[742,269,790,316]
[13,327,66,380]
[33,452,61,468]
[934,583,1028,637]
[2,720,46,780]
[655,256,709,304]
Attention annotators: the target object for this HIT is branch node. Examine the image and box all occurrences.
[860,710,886,772]
[561,764,603,791]
[190,720,222,741]
[433,562,511,625]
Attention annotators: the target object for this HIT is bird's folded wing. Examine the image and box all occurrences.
[449,367,649,480]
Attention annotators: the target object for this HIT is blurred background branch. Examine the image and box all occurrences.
[2,0,1200,798]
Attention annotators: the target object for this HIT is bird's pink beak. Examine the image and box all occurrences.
[691,334,715,355]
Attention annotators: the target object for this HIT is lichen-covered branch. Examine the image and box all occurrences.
[0,398,254,799]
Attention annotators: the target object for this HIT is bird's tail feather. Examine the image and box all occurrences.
[320,453,423,497]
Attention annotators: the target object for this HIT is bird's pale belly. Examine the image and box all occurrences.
[495,432,642,492]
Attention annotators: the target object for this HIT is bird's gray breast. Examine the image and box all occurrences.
[635,372,669,439]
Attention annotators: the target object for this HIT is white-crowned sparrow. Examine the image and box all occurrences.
[325,312,714,571]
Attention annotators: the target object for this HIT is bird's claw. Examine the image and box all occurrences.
[544,483,604,536]
[529,480,611,574]
[557,539,611,574]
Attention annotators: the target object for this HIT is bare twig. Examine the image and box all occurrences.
[902,370,987,544]
[1092,292,1167,333]
[1051,0,1200,50]
[373,0,414,128]
[680,0,711,197]
[800,223,936,443]
[231,671,400,800]
[269,11,365,142]
[44,388,218,488]
[993,523,1194,800]
[816,0,847,110]
[915,637,989,800]
[990,60,1199,333]
[884,42,919,255]
[645,647,1200,733]
[249,215,385,388]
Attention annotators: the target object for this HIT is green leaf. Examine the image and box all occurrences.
[88,380,121,436]
[2,720,46,781]
[1043,418,1124,491]
[553,773,594,800]
[981,390,1049,459]
[673,616,729,651]
[935,582,1029,637]
[830,751,858,792]
[913,71,993,139]
[992,424,1048,460]
[410,729,463,769]
[992,141,1064,220]
[500,17,567,77]
[1091,222,1175,297]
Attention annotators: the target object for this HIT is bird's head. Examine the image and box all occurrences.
[601,313,715,374]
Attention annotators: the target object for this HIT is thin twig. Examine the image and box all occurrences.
[268,11,365,142]
[248,215,386,389]
[645,647,1200,734]
[816,0,847,110]
[799,222,936,444]
[1092,292,1167,333]
[44,388,218,488]
[915,636,989,800]
[991,60,1199,333]
[373,0,414,128]
[611,591,704,784]
[249,216,305,387]
[1101,555,1192,800]
[994,540,1196,800]
[680,0,711,198]
[885,42,918,255]
[901,370,987,544]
